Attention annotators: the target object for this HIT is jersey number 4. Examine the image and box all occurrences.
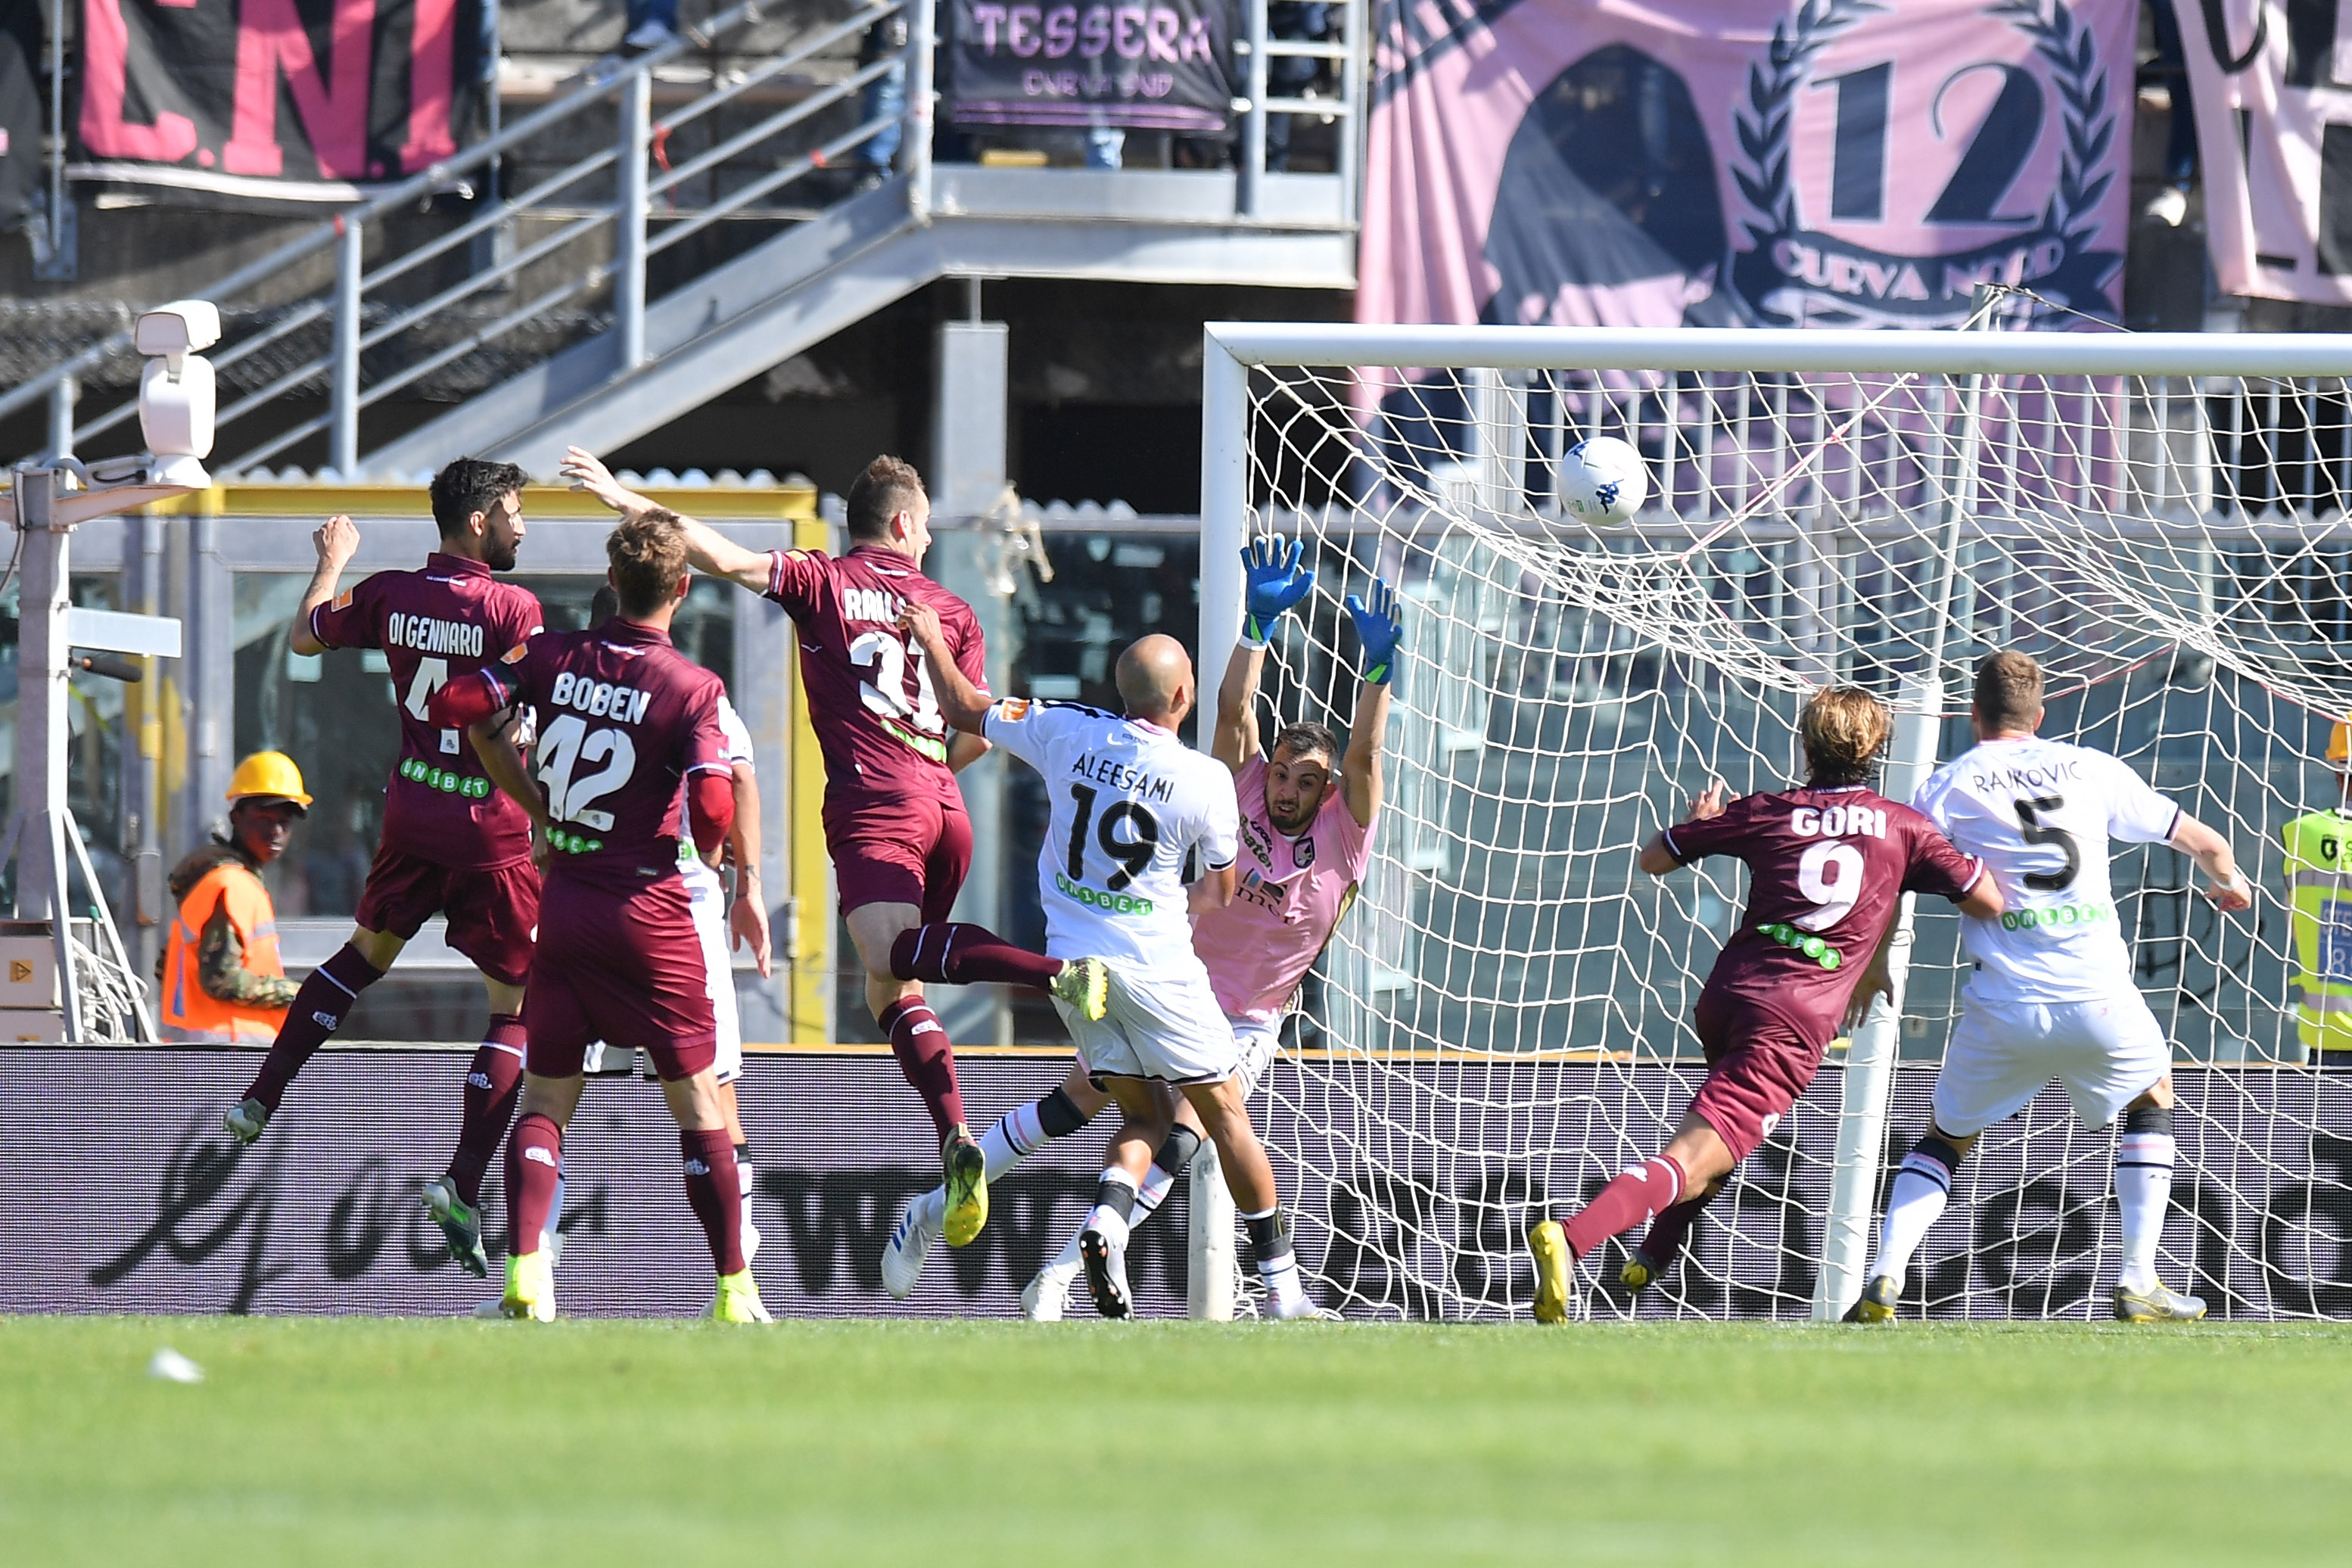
[537,713,636,832]
[1067,782,1159,891]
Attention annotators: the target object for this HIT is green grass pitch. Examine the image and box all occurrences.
[5,1317,2351,1565]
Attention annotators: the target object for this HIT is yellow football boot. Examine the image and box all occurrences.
[711,1268,773,1323]
[1529,1220,1573,1324]
[942,1129,990,1248]
[1848,1274,1899,1324]
[1053,957,1111,1022]
[502,1249,556,1323]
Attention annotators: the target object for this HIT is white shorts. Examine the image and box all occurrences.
[1229,1013,1280,1099]
[1930,990,2171,1137]
[1058,960,1239,1085]
[583,862,741,1082]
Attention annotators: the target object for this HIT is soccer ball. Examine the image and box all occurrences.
[1562,436,1649,527]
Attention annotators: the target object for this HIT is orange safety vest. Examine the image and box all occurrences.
[161,861,287,1043]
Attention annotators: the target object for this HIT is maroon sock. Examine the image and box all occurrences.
[1563,1155,1686,1262]
[680,1128,745,1274]
[890,922,1064,991]
[1635,1188,1716,1268]
[443,1015,527,1208]
[505,1112,563,1257]
[241,943,385,1112]
[878,997,966,1143]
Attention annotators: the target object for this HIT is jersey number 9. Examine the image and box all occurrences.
[1067,782,1159,891]
[1794,839,1862,932]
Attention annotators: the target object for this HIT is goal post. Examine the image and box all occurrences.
[1192,318,2352,1324]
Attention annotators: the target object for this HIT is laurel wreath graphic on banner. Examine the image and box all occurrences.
[1729,0,2120,324]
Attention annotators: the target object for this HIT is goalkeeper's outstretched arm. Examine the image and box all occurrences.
[1342,578,1402,828]
[1212,641,1265,773]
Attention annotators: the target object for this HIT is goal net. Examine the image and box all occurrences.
[1199,312,2352,1322]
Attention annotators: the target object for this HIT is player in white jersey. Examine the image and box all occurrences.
[1855,652,2252,1324]
[879,540,1399,1317]
[899,607,1325,1320]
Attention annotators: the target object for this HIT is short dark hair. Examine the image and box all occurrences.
[608,509,690,617]
[589,584,620,627]
[845,455,926,542]
[429,457,528,540]
[1973,650,2045,733]
[1271,721,1339,766]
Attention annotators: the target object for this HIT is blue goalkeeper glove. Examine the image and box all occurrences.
[1346,577,1403,686]
[1240,535,1314,647]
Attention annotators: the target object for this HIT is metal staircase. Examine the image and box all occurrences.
[1,0,1358,478]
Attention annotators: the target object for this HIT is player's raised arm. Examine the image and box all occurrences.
[1342,577,1402,827]
[898,602,990,735]
[1216,537,1315,771]
[563,446,771,591]
[287,515,359,657]
[2172,814,2254,911]
[1637,780,1727,875]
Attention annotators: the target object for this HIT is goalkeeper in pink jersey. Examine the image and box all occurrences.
[880,536,1399,1318]
[1526,687,2005,1324]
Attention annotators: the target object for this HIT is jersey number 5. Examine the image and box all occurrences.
[2014,795,2080,891]
[537,712,637,832]
[1067,782,1159,891]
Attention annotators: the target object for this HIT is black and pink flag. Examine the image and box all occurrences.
[73,0,484,204]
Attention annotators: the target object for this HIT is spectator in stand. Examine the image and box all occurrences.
[2143,0,2198,227]
[158,753,309,1044]
[624,0,679,53]
[857,11,910,183]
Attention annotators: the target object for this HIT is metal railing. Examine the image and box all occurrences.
[8,0,1361,477]
[5,0,923,476]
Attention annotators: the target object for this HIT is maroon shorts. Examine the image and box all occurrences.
[523,875,716,1081]
[353,846,540,988]
[1686,991,1828,1162]
[826,792,972,922]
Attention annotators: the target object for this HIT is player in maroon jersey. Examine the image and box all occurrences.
[225,459,548,1280]
[1526,687,2005,1323]
[561,446,1108,1251]
[430,509,768,1322]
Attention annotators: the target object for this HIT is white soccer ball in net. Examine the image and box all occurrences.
[1562,435,1650,527]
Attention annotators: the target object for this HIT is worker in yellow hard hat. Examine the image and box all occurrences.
[158,752,311,1043]
[2283,720,2352,1066]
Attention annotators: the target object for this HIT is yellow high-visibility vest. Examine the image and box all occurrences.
[2283,808,2352,1053]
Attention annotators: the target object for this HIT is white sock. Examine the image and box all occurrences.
[1242,1203,1307,1311]
[1870,1146,1957,1291]
[1044,1227,1084,1274]
[977,1102,1048,1182]
[2114,1132,2175,1295]
[915,1185,947,1230]
[1135,1162,1174,1218]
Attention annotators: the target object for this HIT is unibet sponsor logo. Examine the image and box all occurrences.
[1757,922,1841,970]
[400,758,493,798]
[1055,871,1153,916]
[883,716,948,764]
[1998,902,2114,932]
[551,830,605,855]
